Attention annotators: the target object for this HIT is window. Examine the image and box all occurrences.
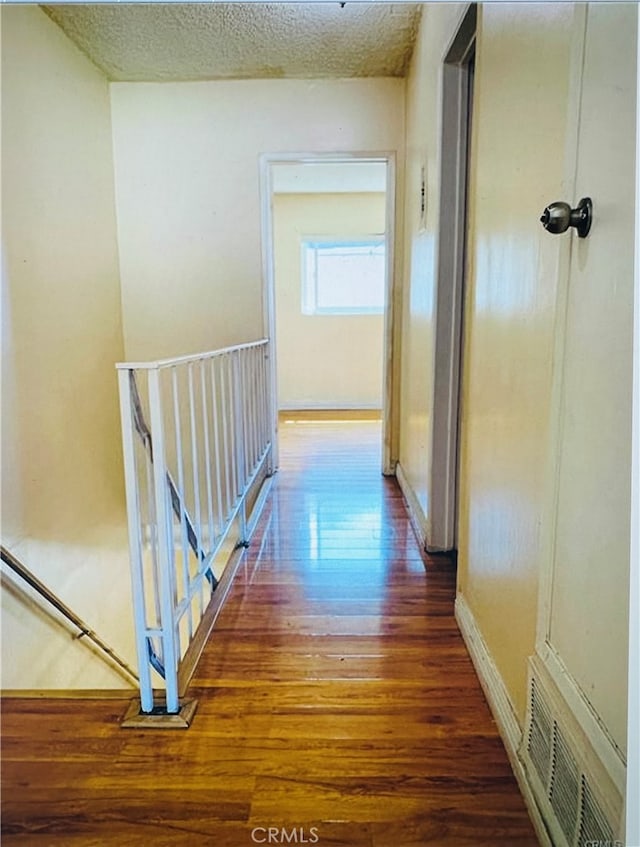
[301,236,386,316]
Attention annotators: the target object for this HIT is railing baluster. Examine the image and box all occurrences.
[147,368,180,715]
[233,350,248,542]
[243,356,250,475]
[200,361,215,553]
[257,349,263,457]
[210,358,224,539]
[145,432,162,632]
[221,353,233,517]
[244,350,251,481]
[172,367,193,640]
[235,355,247,484]
[248,348,256,470]
[230,352,241,496]
[129,370,162,633]
[251,349,258,467]
[262,347,270,451]
[187,363,203,556]
[244,351,251,480]
[118,370,155,713]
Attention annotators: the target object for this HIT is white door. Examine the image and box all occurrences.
[538,0,636,828]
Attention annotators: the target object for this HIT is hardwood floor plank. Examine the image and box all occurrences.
[371,813,539,847]
[1,421,538,845]
[226,738,518,779]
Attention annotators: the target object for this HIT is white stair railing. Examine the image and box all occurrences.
[116,339,272,715]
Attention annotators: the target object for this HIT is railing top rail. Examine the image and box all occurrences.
[116,338,269,372]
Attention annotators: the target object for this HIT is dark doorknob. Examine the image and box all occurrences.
[540,197,592,238]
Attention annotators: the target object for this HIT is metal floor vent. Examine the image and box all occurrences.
[579,777,615,846]
[520,669,622,847]
[549,725,580,844]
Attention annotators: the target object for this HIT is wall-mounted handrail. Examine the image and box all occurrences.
[0,545,139,685]
[116,339,273,716]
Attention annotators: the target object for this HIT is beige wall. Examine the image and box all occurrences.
[399,3,467,529]
[1,6,126,544]
[457,4,574,722]
[110,79,405,363]
[273,192,385,410]
[1,7,134,689]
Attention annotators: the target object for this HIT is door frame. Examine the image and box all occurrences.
[259,151,398,475]
[628,7,640,833]
[429,4,477,551]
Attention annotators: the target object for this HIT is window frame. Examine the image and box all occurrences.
[300,235,386,317]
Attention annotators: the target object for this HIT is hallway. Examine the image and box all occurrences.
[1,421,539,846]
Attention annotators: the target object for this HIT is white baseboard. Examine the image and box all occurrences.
[455,593,552,847]
[395,461,428,549]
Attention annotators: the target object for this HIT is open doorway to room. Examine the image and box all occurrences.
[260,155,396,475]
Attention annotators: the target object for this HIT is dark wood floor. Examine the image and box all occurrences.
[1,421,539,846]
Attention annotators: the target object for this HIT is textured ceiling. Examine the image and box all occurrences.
[42,3,422,82]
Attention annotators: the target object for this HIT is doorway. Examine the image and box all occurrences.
[429,5,477,552]
[260,153,397,475]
